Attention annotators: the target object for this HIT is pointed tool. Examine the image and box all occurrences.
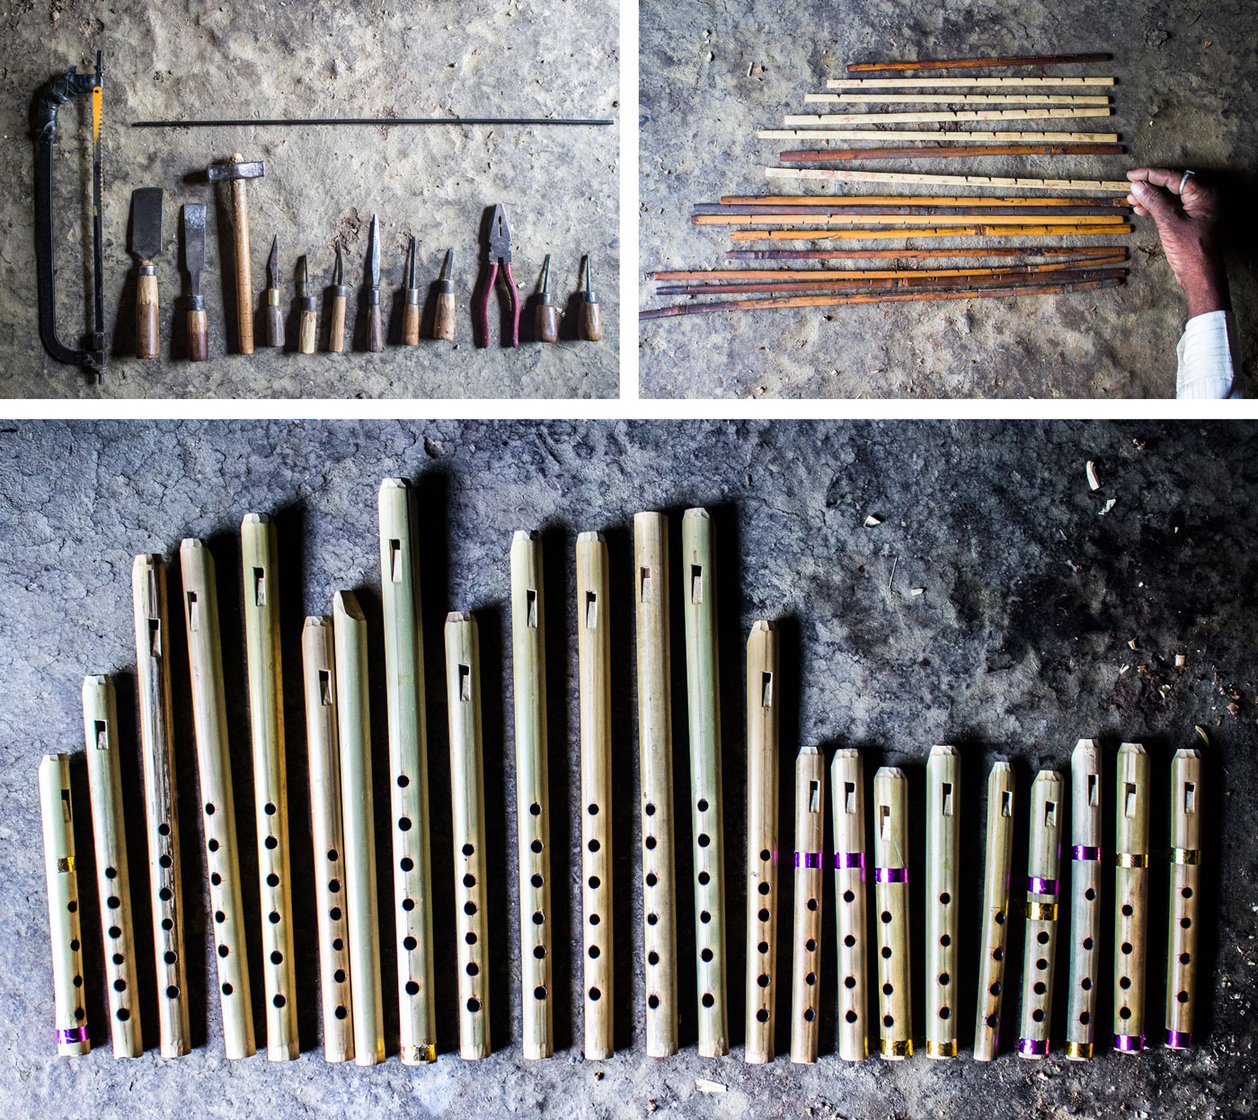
[297,256,317,354]
[475,205,519,348]
[433,249,456,341]
[402,236,420,346]
[328,242,347,353]
[182,203,208,362]
[129,187,164,359]
[366,214,384,352]
[264,234,284,348]
[579,255,602,341]
[535,254,559,343]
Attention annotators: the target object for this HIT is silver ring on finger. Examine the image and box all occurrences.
[1178,169,1196,194]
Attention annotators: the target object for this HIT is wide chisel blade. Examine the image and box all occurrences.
[129,188,164,262]
[183,204,205,293]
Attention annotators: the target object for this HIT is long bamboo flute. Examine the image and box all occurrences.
[722,194,1131,207]
[847,53,1113,73]
[709,213,1126,227]
[973,761,1015,1061]
[766,167,1130,191]
[926,745,960,1059]
[180,538,255,1060]
[240,513,298,1060]
[812,93,1111,105]
[378,478,438,1065]
[780,144,1125,161]
[333,590,384,1066]
[744,620,779,1064]
[1166,748,1203,1050]
[577,531,614,1060]
[40,753,89,1057]
[654,258,1126,282]
[873,767,912,1059]
[727,245,1127,261]
[131,554,191,1057]
[732,226,1132,242]
[446,611,491,1060]
[760,129,1121,142]
[1018,769,1064,1059]
[300,616,355,1063]
[1114,741,1150,1054]
[635,511,678,1058]
[511,530,555,1060]
[82,675,142,1057]
[832,748,868,1061]
[784,108,1111,126]
[827,76,1116,88]
[790,747,825,1064]
[1066,739,1103,1060]
[681,508,729,1057]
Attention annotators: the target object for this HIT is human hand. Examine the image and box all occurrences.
[1126,168,1229,318]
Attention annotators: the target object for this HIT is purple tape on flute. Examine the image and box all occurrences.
[1018,1037,1049,1057]
[1114,1033,1145,1053]
[795,851,822,869]
[1026,875,1059,895]
[874,866,908,884]
[1072,844,1101,861]
[56,1026,88,1045]
[1166,1029,1193,1049]
[835,851,866,881]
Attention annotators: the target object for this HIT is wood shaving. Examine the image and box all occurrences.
[1100,497,1117,516]
[1195,725,1210,746]
[1176,654,1187,667]
[1086,460,1101,490]
[696,1079,727,1094]
[911,587,925,596]
[863,513,882,528]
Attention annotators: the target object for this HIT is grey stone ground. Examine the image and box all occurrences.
[1,420,1256,1118]
[639,0,1258,398]
[2,3,619,399]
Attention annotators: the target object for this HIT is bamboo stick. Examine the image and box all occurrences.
[731,225,1133,241]
[1018,769,1064,1059]
[827,76,1116,88]
[973,762,1015,1061]
[378,478,438,1065]
[1066,739,1103,1061]
[790,747,825,1064]
[1114,741,1150,1054]
[653,257,1128,284]
[681,508,729,1057]
[926,745,960,1059]
[873,767,912,1059]
[300,616,355,1063]
[784,108,1112,126]
[635,511,678,1058]
[744,620,779,1064]
[511,530,555,1060]
[814,93,1111,106]
[832,748,868,1062]
[240,513,298,1061]
[577,531,614,1061]
[1165,748,1203,1050]
[446,611,491,1060]
[847,53,1113,73]
[721,194,1131,207]
[82,675,142,1058]
[697,202,1126,216]
[726,245,1127,261]
[767,167,1130,191]
[760,129,1121,142]
[130,554,191,1058]
[333,589,384,1066]
[779,143,1126,161]
[179,538,255,1060]
[707,213,1126,227]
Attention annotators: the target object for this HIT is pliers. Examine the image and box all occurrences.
[476,204,520,348]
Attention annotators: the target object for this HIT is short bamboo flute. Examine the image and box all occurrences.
[1066,739,1103,1060]
[1018,769,1064,1058]
[832,748,868,1061]
[926,745,960,1058]
[1114,742,1150,1053]
[1166,748,1203,1050]
[973,761,1014,1061]
[790,747,825,1063]
[873,767,912,1059]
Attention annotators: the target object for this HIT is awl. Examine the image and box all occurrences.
[402,235,420,346]
[130,188,163,359]
[182,203,208,362]
[366,213,384,352]
[535,254,559,343]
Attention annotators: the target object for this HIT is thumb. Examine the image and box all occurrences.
[1129,179,1180,226]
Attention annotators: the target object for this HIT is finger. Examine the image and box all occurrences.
[1127,167,1188,193]
[1128,180,1179,224]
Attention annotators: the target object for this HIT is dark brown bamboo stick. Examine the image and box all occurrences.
[846,54,1112,74]
[729,223,1133,241]
[649,255,1129,282]
[694,203,1126,219]
[779,143,1125,161]
[720,194,1132,208]
[725,245,1128,261]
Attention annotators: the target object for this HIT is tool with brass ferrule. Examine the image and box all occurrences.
[33,50,106,376]
[328,243,347,353]
[476,205,519,348]
[535,255,559,343]
[297,257,317,354]
[366,214,384,352]
[129,188,163,359]
[264,235,284,348]
[183,204,208,362]
[579,255,602,341]
[433,249,456,341]
[402,236,421,346]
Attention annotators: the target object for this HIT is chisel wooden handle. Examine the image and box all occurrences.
[832,747,868,1062]
[265,290,284,348]
[926,744,960,1059]
[1113,741,1150,1054]
[329,292,347,353]
[367,299,384,353]
[434,290,456,340]
[973,761,1014,1061]
[136,264,159,359]
[403,295,420,346]
[1066,739,1103,1060]
[579,300,602,341]
[873,766,911,1059]
[789,746,824,1064]
[1166,748,1202,1050]
[298,304,317,355]
[187,300,208,362]
[1018,769,1064,1059]
[537,304,559,343]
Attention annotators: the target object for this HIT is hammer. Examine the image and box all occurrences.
[207,153,265,354]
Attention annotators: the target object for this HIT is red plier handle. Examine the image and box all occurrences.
[475,260,520,349]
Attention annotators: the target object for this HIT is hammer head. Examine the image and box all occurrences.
[207,153,265,183]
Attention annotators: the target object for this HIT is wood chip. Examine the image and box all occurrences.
[1086,459,1101,490]
[1128,639,1139,650]
[696,1079,727,1094]
[911,587,925,596]
[1100,497,1117,515]
[1175,654,1187,667]
[863,513,883,527]
[1195,725,1210,746]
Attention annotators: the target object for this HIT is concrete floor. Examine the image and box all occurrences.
[1,420,1255,1118]
[639,1,1258,398]
[3,3,619,399]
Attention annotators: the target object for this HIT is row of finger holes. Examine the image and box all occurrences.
[644,799,660,1016]
[461,840,483,1014]
[588,799,604,1003]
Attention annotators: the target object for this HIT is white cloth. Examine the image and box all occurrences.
[1176,310,1240,399]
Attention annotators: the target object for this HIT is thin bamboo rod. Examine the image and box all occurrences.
[814,93,1111,106]
[697,202,1125,216]
[179,538,255,1060]
[333,590,384,1066]
[1018,769,1064,1059]
[827,76,1116,88]
[1166,748,1203,1051]
[832,748,867,1062]
[712,213,1126,228]
[790,747,825,1064]
[446,611,491,1060]
[766,167,1131,191]
[378,478,437,1065]
[744,620,779,1064]
[721,194,1130,207]
[300,616,355,1064]
[1114,741,1150,1054]
[731,225,1133,241]
[82,675,142,1057]
[847,53,1113,73]
[760,129,1121,142]
[784,108,1111,126]
[779,143,1125,161]
[652,258,1128,283]
[682,508,729,1057]
[577,531,614,1061]
[1066,739,1103,1061]
[635,511,678,1058]
[130,554,191,1058]
[726,245,1127,261]
[873,767,911,1059]
[926,745,960,1059]
[511,530,555,1060]
[973,762,1015,1061]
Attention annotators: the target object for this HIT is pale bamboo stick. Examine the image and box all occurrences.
[722,193,1130,207]
[925,745,960,1059]
[832,748,867,1061]
[1018,770,1064,1058]
[826,77,1116,89]
[300,617,355,1063]
[759,130,1120,142]
[179,538,255,1060]
[790,747,825,1063]
[744,620,779,1064]
[446,611,491,1060]
[81,675,142,1057]
[378,478,437,1065]
[131,554,191,1058]
[39,753,89,1057]
[1066,739,1103,1060]
[704,213,1126,226]
[577,531,614,1060]
[1114,741,1150,1053]
[766,167,1131,192]
[812,93,1112,106]
[973,762,1015,1061]
[333,590,384,1066]
[784,108,1111,125]
[873,767,912,1059]
[730,225,1133,241]
[1165,748,1203,1050]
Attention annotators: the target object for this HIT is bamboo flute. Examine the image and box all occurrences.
[378,478,438,1065]
[39,753,90,1056]
[1166,748,1203,1050]
[511,529,555,1060]
[873,767,912,1059]
[1114,741,1150,1054]
[300,616,355,1063]
[1066,739,1103,1060]
[779,144,1126,161]
[813,93,1111,106]
[446,611,491,1060]
[81,675,142,1057]
[790,747,825,1063]
[577,531,614,1060]
[766,167,1131,192]
[179,538,255,1060]
[827,76,1116,88]
[1018,769,1064,1058]
[759,129,1121,142]
[832,748,868,1061]
[333,590,384,1066]
[744,620,779,1064]
[721,194,1131,207]
[973,762,1015,1061]
[926,745,960,1059]
[653,258,1126,281]
[130,554,191,1057]
[726,245,1126,261]
[784,108,1111,126]
[635,511,678,1058]
[240,513,298,1060]
[847,53,1113,73]
[731,227,1133,242]
[681,508,729,1057]
[709,213,1127,226]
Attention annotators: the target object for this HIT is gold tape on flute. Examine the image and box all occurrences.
[790,747,825,1063]
[873,767,912,1059]
[1067,739,1103,1060]
[832,747,868,1061]
[1114,742,1150,1054]
[973,761,1014,1060]
[1018,770,1064,1059]
[1166,748,1203,1050]
[926,745,960,1059]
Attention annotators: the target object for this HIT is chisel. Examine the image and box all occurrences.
[130,188,163,359]
[183,204,208,362]
[535,255,560,343]
[434,249,456,341]
[264,235,284,348]
[329,243,347,353]
[366,214,384,352]
[403,236,421,346]
[297,256,317,355]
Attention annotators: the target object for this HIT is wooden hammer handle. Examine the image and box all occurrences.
[232,178,254,354]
